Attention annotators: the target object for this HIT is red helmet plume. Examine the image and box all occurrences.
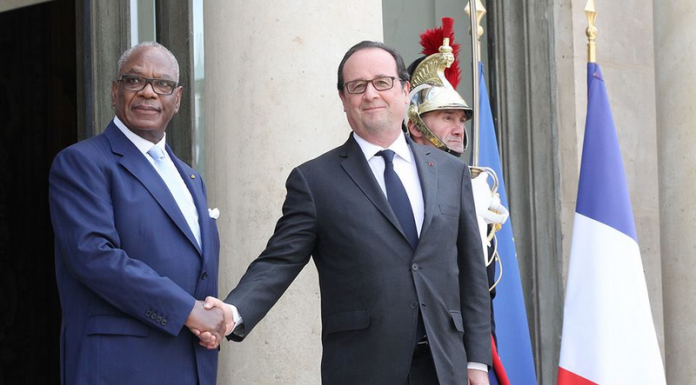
[418,17,461,89]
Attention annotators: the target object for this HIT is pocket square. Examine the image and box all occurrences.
[208,208,220,219]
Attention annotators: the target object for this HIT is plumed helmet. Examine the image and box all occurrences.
[407,18,472,156]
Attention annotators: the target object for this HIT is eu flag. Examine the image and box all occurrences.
[478,62,538,385]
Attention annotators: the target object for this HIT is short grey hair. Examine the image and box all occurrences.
[117,41,180,82]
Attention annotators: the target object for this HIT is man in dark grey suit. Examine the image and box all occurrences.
[206,41,491,385]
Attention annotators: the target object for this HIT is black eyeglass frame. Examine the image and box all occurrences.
[117,74,179,95]
[344,76,402,94]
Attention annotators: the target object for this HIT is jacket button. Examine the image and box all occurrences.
[201,271,208,280]
[161,319,168,326]
[157,315,163,323]
[146,310,152,317]
[410,301,418,309]
[151,313,157,320]
[411,263,419,271]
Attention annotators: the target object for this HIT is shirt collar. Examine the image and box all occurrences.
[353,131,413,164]
[113,116,167,156]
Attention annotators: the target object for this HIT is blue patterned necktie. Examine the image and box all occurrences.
[378,150,418,249]
[147,145,201,247]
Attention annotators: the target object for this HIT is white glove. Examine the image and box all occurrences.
[472,171,509,226]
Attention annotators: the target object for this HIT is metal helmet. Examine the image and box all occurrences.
[407,18,473,157]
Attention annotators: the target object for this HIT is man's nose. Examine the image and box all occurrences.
[362,82,380,99]
[138,81,158,97]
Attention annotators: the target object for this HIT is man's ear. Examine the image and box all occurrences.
[173,86,183,113]
[111,81,118,108]
[402,81,410,104]
[407,121,423,139]
[338,90,347,112]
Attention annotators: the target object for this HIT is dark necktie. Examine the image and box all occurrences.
[378,150,419,250]
[378,150,425,343]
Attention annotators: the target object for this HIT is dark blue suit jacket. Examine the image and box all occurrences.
[49,122,220,385]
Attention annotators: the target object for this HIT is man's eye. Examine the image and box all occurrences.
[126,77,142,84]
[155,80,172,87]
[351,83,366,92]
[374,79,390,87]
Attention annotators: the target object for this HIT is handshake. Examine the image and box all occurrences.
[184,297,235,350]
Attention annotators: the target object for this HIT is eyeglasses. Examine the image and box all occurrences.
[117,75,178,95]
[344,76,400,94]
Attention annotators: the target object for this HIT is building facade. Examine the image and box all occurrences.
[0,0,693,384]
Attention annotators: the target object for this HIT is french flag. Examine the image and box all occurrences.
[557,63,666,385]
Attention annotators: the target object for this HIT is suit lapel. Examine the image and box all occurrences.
[339,135,405,238]
[105,124,202,255]
[409,140,438,237]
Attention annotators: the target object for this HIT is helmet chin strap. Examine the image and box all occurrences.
[441,145,462,157]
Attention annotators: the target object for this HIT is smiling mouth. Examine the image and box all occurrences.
[134,105,161,113]
[362,106,386,112]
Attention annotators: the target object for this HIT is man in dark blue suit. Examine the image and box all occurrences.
[49,42,224,385]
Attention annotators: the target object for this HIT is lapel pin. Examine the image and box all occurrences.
[428,162,434,166]
[190,174,196,179]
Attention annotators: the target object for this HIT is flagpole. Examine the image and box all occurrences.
[465,0,485,166]
[585,0,597,63]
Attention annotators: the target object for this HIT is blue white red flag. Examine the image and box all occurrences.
[557,63,666,385]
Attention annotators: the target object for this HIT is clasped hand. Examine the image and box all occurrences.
[185,298,235,350]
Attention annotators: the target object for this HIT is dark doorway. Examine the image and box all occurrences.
[0,1,77,384]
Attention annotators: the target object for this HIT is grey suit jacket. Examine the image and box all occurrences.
[225,134,490,385]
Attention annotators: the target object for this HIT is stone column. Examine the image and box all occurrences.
[654,3,696,384]
[204,1,383,383]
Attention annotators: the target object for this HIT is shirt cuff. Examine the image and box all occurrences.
[467,362,488,372]
[226,303,243,336]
